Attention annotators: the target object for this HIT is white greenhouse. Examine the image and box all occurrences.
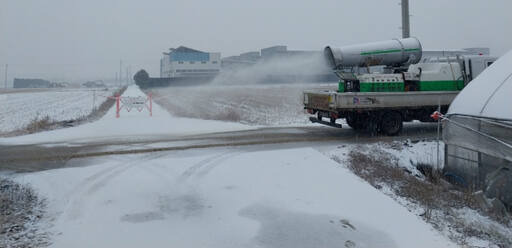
[443,50,512,208]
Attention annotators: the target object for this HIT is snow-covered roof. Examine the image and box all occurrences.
[448,50,512,120]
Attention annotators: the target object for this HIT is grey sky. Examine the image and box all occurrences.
[1,0,510,83]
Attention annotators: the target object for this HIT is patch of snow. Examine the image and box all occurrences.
[454,208,512,243]
[382,140,445,173]
[326,140,444,177]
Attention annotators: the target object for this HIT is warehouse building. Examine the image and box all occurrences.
[220,45,336,83]
[160,46,221,78]
[13,78,51,88]
[260,45,320,60]
[221,46,324,68]
[221,51,262,70]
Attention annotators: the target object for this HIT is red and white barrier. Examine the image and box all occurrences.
[114,93,153,118]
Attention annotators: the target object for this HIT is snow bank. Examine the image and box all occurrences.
[15,147,455,248]
[448,50,512,119]
[325,140,444,177]
[0,85,254,145]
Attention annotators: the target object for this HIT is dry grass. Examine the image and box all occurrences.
[1,86,127,137]
[0,178,49,247]
[24,116,53,134]
[88,86,127,120]
[339,150,512,247]
[217,109,241,122]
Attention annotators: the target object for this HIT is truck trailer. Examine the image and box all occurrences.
[303,38,496,135]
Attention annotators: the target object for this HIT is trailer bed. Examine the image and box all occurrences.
[303,90,459,111]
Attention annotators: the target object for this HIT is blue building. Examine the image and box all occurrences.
[160,46,221,78]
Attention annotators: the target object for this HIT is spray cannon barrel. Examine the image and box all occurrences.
[324,37,422,69]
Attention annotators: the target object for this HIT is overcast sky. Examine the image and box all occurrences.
[1,0,510,83]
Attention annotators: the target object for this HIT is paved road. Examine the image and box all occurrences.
[0,123,438,173]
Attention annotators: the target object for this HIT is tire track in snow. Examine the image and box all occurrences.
[196,151,241,178]
[62,153,168,221]
[179,151,240,182]
[179,153,228,181]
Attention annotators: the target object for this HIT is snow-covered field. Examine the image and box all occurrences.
[0,88,118,133]
[0,85,254,145]
[149,84,334,126]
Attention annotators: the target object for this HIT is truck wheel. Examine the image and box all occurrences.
[380,111,403,136]
[418,109,436,122]
[346,115,364,130]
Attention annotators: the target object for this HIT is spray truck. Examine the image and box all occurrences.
[303,38,496,135]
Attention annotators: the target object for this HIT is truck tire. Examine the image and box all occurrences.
[418,109,436,122]
[346,114,364,130]
[380,111,403,136]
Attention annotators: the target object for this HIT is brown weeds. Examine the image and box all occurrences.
[340,150,511,246]
[0,178,49,247]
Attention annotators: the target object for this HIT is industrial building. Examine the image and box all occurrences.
[260,45,320,60]
[221,45,336,83]
[221,51,261,70]
[221,46,324,68]
[13,78,51,88]
[160,46,221,78]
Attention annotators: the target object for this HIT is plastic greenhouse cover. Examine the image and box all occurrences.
[448,50,512,120]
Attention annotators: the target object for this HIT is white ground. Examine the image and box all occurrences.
[2,85,460,247]
[16,146,454,248]
[0,85,254,145]
[0,88,118,133]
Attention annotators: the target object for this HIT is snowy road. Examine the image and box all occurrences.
[0,85,437,171]
[0,121,438,172]
[18,147,454,248]
[3,85,454,247]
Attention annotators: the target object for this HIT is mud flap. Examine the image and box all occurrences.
[309,117,342,128]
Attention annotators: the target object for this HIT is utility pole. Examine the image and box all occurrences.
[401,0,410,38]
[4,64,8,88]
[119,60,123,87]
[125,66,129,86]
[128,65,132,84]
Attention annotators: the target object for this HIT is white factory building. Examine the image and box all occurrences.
[160,46,221,78]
